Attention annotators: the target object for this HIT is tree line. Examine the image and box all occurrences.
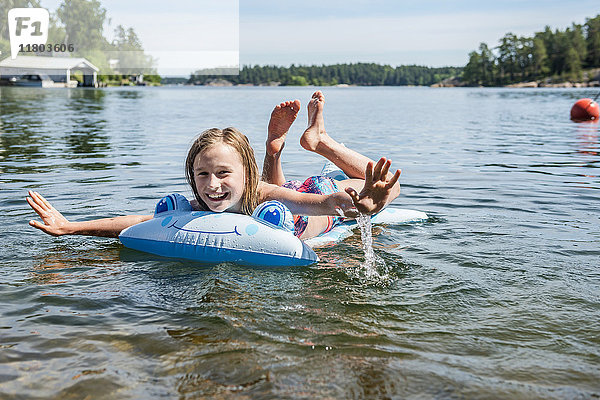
[463,14,600,86]
[189,63,462,86]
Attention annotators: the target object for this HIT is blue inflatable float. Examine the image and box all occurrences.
[119,194,318,266]
[119,192,428,266]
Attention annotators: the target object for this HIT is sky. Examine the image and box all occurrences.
[39,0,600,75]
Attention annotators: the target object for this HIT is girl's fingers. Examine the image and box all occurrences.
[27,191,41,209]
[26,196,45,216]
[372,158,385,181]
[345,186,357,198]
[29,191,49,211]
[343,188,361,217]
[29,220,55,236]
[37,192,54,211]
[380,159,391,181]
[26,192,59,223]
[29,219,46,231]
[345,187,360,204]
[364,161,374,185]
[385,169,401,189]
[29,219,43,229]
[28,191,41,205]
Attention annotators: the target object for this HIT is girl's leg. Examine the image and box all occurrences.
[299,216,330,240]
[262,100,301,186]
[290,176,346,240]
[300,91,395,181]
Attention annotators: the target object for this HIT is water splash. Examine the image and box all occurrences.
[351,213,391,285]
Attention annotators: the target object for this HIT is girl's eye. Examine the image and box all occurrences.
[219,170,230,175]
[197,171,208,176]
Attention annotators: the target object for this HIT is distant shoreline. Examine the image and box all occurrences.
[433,68,600,88]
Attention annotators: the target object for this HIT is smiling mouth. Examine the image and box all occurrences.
[206,192,228,201]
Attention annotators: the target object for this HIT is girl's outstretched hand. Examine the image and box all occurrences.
[26,191,72,236]
[344,158,401,215]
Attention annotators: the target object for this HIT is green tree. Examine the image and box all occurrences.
[111,25,156,74]
[289,75,308,86]
[515,37,534,80]
[497,33,519,84]
[531,36,550,78]
[463,50,482,85]
[56,0,109,54]
[463,43,496,86]
[463,14,600,85]
[47,12,66,44]
[567,24,587,67]
[479,42,496,84]
[585,15,600,67]
[550,30,570,75]
[565,46,582,80]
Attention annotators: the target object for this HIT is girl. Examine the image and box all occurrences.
[27,92,401,240]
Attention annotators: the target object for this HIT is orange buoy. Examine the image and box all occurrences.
[571,98,600,121]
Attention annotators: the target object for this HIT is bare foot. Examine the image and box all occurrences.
[300,90,329,152]
[266,99,300,156]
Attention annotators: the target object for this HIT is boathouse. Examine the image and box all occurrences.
[0,56,99,87]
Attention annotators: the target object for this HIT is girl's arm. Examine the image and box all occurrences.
[260,182,352,216]
[26,191,152,238]
[260,157,401,217]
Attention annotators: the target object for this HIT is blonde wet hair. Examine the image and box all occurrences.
[185,127,260,215]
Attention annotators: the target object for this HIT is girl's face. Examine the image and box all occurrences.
[193,143,246,213]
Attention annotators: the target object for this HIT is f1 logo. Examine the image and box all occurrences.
[7,8,49,59]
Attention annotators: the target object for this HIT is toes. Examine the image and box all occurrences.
[278,100,300,113]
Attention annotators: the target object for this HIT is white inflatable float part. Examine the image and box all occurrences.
[119,194,317,267]
[305,208,428,247]
[120,211,318,267]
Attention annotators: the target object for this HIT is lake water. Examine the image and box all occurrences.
[1,86,599,399]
